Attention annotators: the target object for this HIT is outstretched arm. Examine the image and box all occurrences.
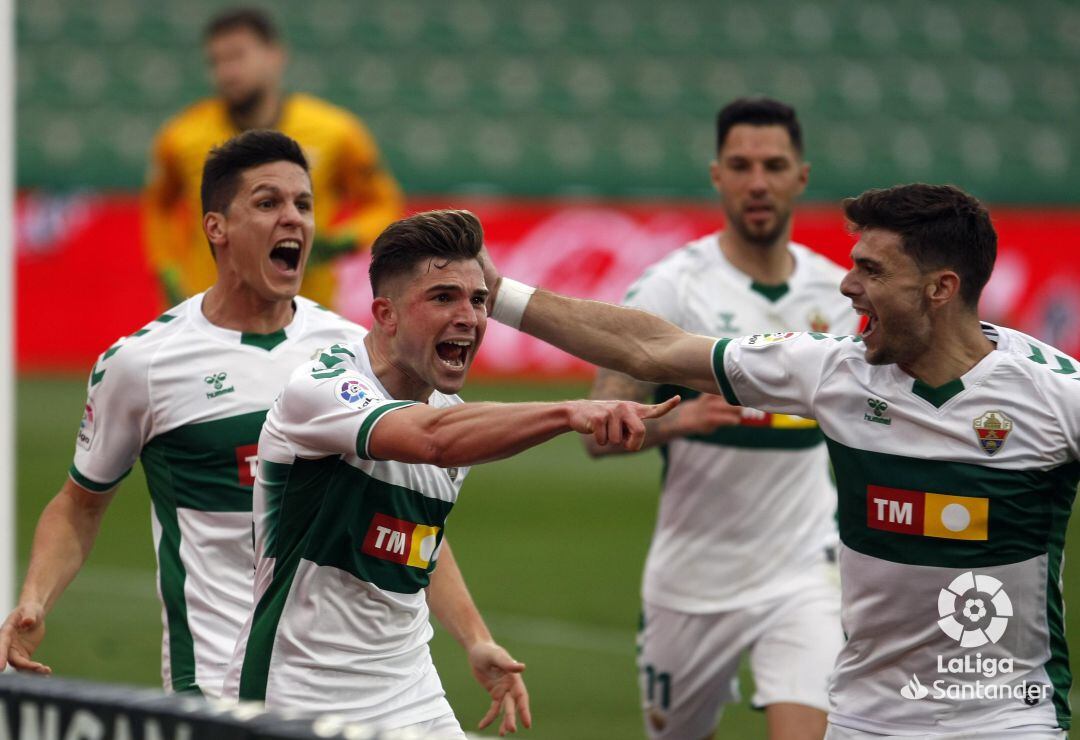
[0,478,116,673]
[583,369,742,458]
[512,285,719,395]
[368,396,680,468]
[427,540,531,736]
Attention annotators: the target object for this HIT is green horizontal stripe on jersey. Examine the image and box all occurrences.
[655,385,822,450]
[711,339,741,406]
[140,410,268,512]
[355,402,417,459]
[240,457,455,699]
[305,463,454,594]
[827,436,1080,568]
[68,463,129,493]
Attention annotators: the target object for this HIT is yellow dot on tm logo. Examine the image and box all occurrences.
[941,503,972,532]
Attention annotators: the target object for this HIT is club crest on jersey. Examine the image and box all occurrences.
[204,371,235,399]
[361,513,441,569]
[808,310,830,332]
[742,331,800,349]
[336,377,376,409]
[446,467,459,482]
[972,411,1012,456]
[77,402,95,450]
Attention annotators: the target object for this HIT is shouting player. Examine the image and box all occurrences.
[584,98,852,740]
[222,209,679,737]
[485,183,1079,739]
[2,133,527,735]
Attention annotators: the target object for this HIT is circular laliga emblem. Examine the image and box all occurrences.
[937,571,1012,648]
[339,378,364,403]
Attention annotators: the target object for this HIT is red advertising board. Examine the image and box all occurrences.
[15,194,1080,378]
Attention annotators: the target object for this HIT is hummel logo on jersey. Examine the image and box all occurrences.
[716,312,740,333]
[864,398,892,425]
[362,513,441,569]
[973,411,1012,456]
[867,486,989,541]
[204,371,235,399]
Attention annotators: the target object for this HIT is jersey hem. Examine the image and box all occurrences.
[355,401,418,459]
[711,338,740,405]
[68,463,129,493]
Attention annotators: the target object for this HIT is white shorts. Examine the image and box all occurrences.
[397,711,467,739]
[824,723,1067,740]
[638,569,842,740]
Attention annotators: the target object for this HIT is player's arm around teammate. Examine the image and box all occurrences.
[0,479,116,673]
[427,540,531,736]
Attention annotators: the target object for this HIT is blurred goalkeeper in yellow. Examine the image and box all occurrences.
[143,7,403,309]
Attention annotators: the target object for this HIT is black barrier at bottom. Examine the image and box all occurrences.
[0,673,445,740]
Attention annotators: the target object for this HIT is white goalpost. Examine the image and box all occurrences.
[1,0,14,620]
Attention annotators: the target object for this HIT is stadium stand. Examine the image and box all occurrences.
[15,0,1080,202]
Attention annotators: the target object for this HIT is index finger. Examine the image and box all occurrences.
[639,395,681,419]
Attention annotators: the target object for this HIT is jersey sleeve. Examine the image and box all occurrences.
[712,331,844,419]
[621,259,682,323]
[70,341,154,493]
[273,363,416,461]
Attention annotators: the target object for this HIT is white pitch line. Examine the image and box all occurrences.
[59,564,638,657]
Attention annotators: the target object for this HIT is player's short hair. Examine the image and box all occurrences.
[843,184,997,309]
[201,129,309,217]
[204,7,279,44]
[716,97,803,155]
[369,210,484,297]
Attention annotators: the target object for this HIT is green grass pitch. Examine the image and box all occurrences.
[14,377,1078,738]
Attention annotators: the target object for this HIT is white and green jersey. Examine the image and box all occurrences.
[70,294,367,697]
[623,233,856,612]
[712,325,1080,734]
[223,341,466,727]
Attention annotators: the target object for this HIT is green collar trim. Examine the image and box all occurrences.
[912,377,965,408]
[241,328,288,351]
[750,281,790,302]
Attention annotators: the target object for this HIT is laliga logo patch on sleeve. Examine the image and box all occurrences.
[741,331,802,349]
[77,401,95,450]
[334,375,381,410]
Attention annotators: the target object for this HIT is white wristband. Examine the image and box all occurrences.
[490,278,536,329]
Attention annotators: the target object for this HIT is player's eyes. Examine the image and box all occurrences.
[296,200,312,211]
[471,296,487,306]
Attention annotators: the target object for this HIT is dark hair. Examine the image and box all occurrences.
[843,184,997,309]
[204,7,279,44]
[369,210,484,296]
[716,97,802,154]
[201,129,309,217]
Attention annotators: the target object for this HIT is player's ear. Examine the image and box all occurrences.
[926,270,960,308]
[204,212,227,251]
[371,296,397,335]
[709,158,722,194]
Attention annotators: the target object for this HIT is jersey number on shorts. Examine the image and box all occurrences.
[643,664,672,710]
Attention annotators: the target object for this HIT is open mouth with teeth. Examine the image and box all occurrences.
[269,239,302,274]
[856,308,878,339]
[435,339,472,370]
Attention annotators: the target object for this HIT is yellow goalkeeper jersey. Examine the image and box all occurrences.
[143,93,403,308]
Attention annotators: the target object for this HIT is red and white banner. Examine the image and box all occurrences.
[16,194,1080,378]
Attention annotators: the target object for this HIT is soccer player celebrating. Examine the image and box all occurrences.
[484,184,1080,739]
[1,133,531,734]
[144,7,402,309]
[584,98,853,740]
[221,209,680,737]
